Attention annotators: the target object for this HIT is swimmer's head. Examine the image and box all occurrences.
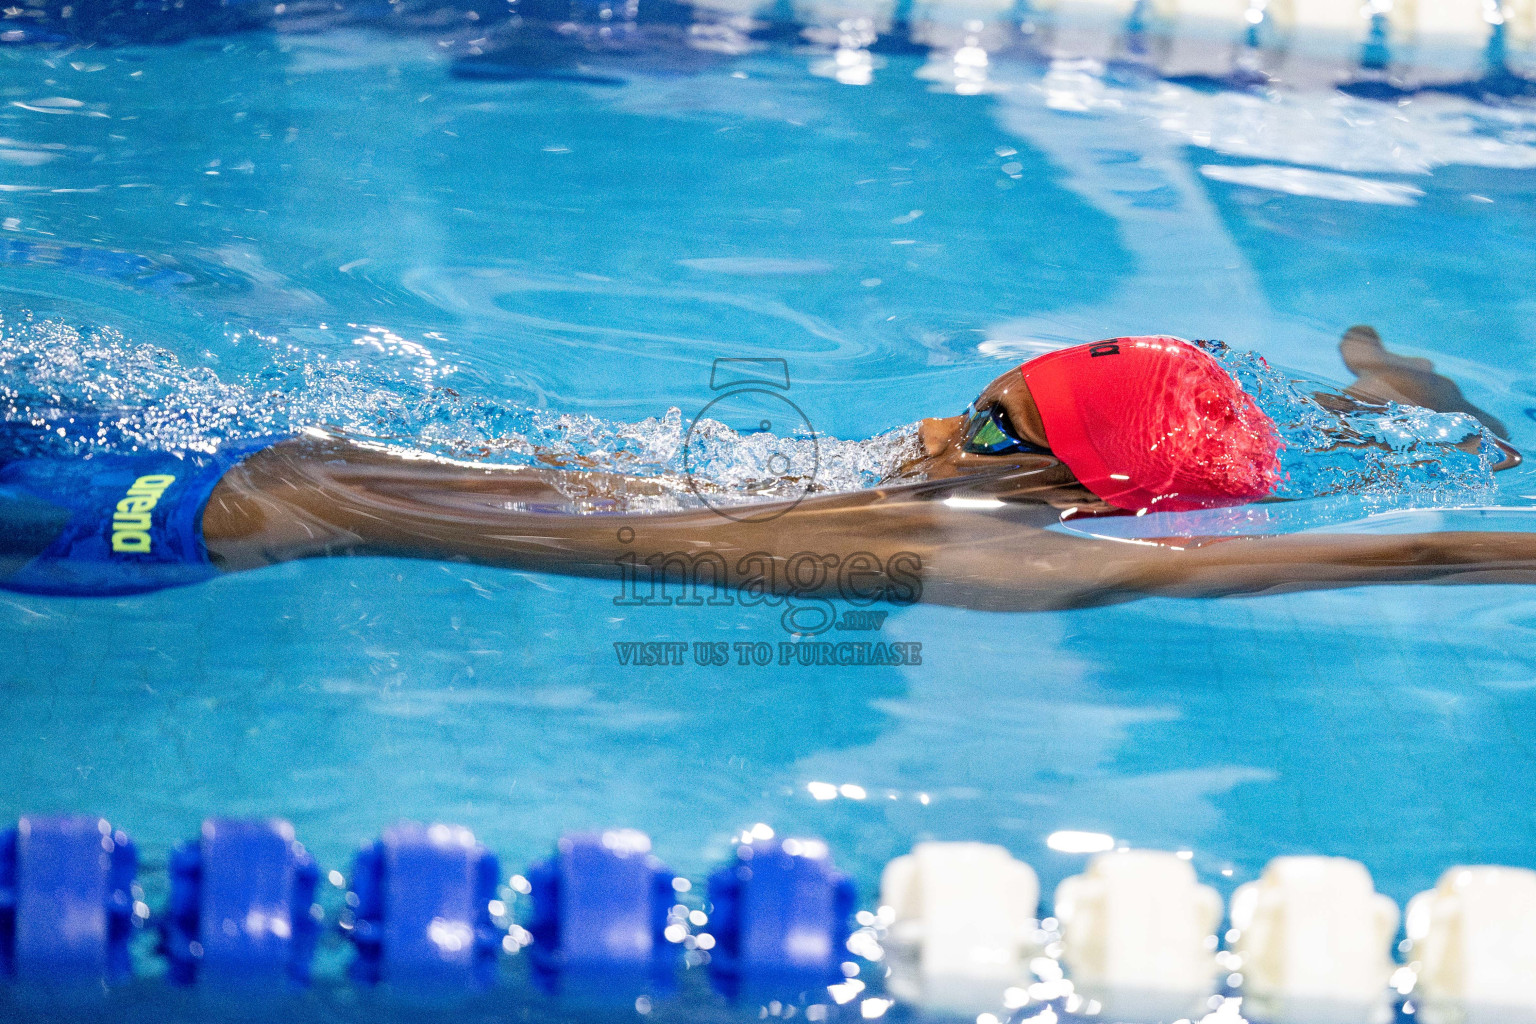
[1020,336,1282,513]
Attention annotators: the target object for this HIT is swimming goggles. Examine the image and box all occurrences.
[960,402,1051,456]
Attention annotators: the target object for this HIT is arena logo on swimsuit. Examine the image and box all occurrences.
[110,474,177,553]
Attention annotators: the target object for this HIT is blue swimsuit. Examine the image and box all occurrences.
[0,437,282,597]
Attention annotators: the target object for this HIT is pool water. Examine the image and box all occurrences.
[4,13,1536,1017]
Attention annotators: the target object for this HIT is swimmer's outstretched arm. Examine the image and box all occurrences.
[928,527,1536,610]
[203,436,1536,612]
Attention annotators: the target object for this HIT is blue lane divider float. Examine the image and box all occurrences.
[707,834,856,996]
[347,822,501,990]
[526,829,677,997]
[9,810,1536,1019]
[162,817,321,987]
[9,812,1536,1018]
[0,815,137,985]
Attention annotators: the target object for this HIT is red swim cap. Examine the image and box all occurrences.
[1020,336,1281,512]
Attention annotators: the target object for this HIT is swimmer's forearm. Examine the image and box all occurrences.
[1162,530,1536,597]
[925,529,1536,610]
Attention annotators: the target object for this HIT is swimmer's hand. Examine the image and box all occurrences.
[1341,324,1507,439]
[1340,324,1520,470]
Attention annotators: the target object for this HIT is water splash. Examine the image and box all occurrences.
[1,316,1496,519]
[0,314,918,510]
[1053,342,1507,544]
[1196,338,1499,507]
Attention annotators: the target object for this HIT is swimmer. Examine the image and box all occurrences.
[1,326,1531,610]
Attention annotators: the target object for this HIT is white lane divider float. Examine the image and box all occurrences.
[1406,865,1536,1024]
[1053,849,1223,1022]
[1228,856,1399,1024]
[880,842,1041,1012]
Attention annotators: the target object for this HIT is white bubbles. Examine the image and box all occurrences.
[0,314,921,516]
[1200,338,1500,506]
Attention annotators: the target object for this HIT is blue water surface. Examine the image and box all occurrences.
[4,16,1536,1015]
